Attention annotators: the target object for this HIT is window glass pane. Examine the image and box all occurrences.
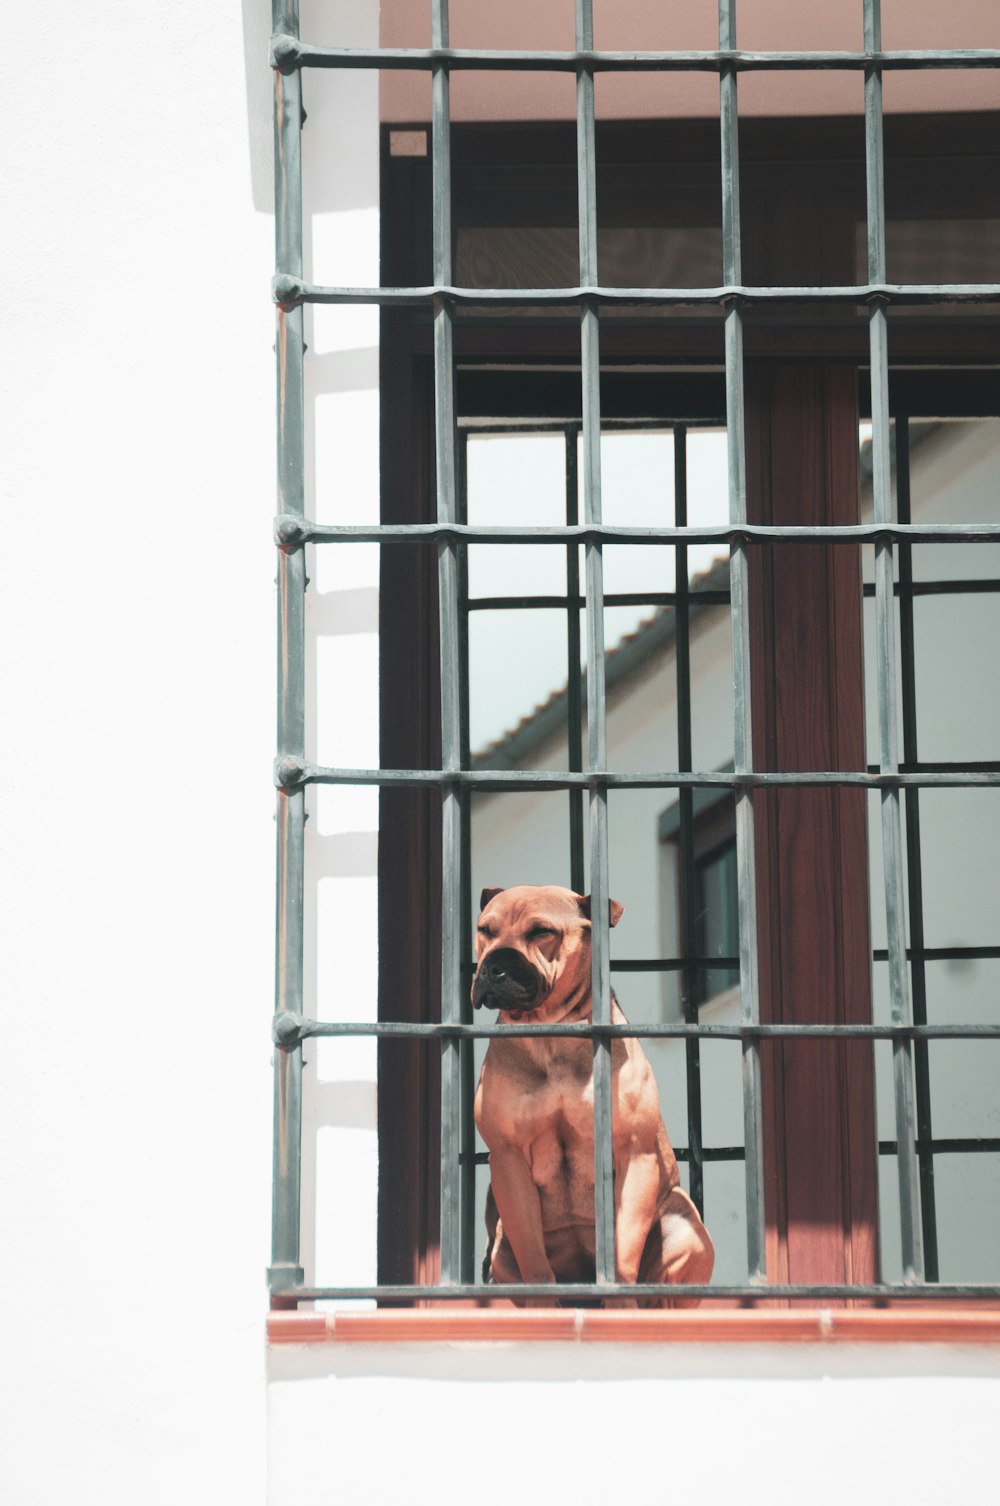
[932,1154,1000,1283]
[882,113,1000,282]
[466,432,569,757]
[694,841,739,1004]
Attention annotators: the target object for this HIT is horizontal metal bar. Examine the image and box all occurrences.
[462,945,1000,973]
[461,1138,1000,1167]
[467,591,730,612]
[874,945,1000,962]
[273,36,1000,74]
[273,274,1000,308]
[867,580,1000,600]
[469,583,1000,613]
[459,418,725,434]
[881,1138,1000,1157]
[582,946,1000,971]
[463,1145,748,1167]
[276,515,1000,548]
[275,758,1000,791]
[870,761,1000,775]
[277,1281,1000,1302]
[612,957,736,973]
[274,1013,1000,1044]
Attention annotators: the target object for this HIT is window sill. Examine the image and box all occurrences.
[268,1307,1000,1346]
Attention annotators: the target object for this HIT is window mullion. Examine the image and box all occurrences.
[864,0,925,1285]
[576,0,616,1290]
[432,0,464,1288]
[457,431,478,1284]
[719,0,766,1285]
[565,425,586,895]
[674,425,707,1219]
[896,416,940,1281]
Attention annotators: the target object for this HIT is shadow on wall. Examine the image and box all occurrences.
[243,0,383,214]
[242,0,274,211]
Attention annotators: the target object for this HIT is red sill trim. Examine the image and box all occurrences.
[267,1308,1000,1346]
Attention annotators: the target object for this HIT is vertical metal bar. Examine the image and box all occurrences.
[271,0,305,1296]
[864,0,924,1282]
[565,425,586,894]
[674,425,706,1218]
[896,415,939,1280]
[576,0,616,1287]
[719,0,766,1283]
[457,430,477,1283]
[432,0,463,1287]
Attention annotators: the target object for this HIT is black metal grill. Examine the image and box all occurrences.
[269,0,1000,1305]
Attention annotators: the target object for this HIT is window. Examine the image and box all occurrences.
[270,1,1000,1308]
[661,795,739,1010]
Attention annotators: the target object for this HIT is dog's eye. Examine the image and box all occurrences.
[477,925,497,938]
[528,926,557,940]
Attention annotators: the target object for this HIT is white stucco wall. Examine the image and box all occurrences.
[269,1337,1000,1506]
[1,1,379,1501]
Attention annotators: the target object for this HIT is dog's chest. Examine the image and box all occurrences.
[508,1049,595,1169]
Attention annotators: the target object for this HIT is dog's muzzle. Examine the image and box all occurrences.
[472,947,543,1012]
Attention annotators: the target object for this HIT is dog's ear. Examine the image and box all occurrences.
[577,894,625,928]
[479,886,505,913]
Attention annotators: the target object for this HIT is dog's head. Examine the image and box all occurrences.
[471,884,624,1020]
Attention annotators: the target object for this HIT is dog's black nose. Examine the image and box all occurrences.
[472,947,541,1012]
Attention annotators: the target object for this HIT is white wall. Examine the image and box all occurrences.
[297,0,382,1300]
[269,1338,1000,1506]
[0,1,376,1501]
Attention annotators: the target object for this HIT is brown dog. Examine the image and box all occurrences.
[472,884,714,1306]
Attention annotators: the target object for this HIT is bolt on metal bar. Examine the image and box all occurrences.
[865,0,924,1284]
[895,415,939,1280]
[271,35,1000,74]
[431,0,463,1289]
[565,427,586,894]
[270,0,306,1299]
[674,424,707,1218]
[720,0,766,1286]
[576,0,616,1291]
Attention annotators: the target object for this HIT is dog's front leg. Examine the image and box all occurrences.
[609,1146,660,1308]
[488,1146,558,1305]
